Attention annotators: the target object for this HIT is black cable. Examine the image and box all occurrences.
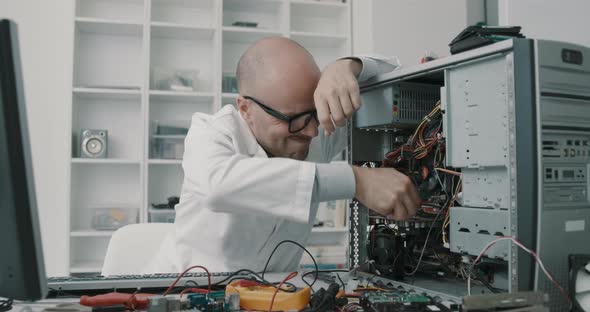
[212,269,263,286]
[301,269,349,292]
[184,280,200,287]
[303,283,341,312]
[178,268,295,293]
[465,265,504,294]
[336,273,345,290]
[0,298,13,312]
[262,240,319,287]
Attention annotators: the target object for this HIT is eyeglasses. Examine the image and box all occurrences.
[243,95,319,133]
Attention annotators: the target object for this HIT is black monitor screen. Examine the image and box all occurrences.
[0,19,47,301]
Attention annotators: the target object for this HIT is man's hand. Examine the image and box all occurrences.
[314,59,363,136]
[352,166,421,220]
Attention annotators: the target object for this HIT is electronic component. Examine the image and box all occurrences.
[147,296,168,312]
[462,291,547,311]
[225,293,240,311]
[355,82,440,129]
[167,298,181,312]
[80,129,108,158]
[187,294,207,311]
[225,279,311,311]
[359,291,454,312]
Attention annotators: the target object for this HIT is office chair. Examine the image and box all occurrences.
[102,223,174,276]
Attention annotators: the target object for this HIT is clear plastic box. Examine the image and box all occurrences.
[150,120,190,159]
[151,67,199,92]
[149,209,176,223]
[91,206,138,230]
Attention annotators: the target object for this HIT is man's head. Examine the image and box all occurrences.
[236,37,320,160]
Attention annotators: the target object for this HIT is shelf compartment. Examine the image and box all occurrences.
[290,0,348,35]
[70,164,141,232]
[70,236,111,273]
[72,96,142,159]
[74,19,143,89]
[148,165,184,211]
[150,34,215,94]
[223,0,283,30]
[151,22,215,40]
[76,0,144,23]
[151,0,215,28]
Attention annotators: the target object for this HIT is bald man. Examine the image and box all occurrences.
[144,37,420,273]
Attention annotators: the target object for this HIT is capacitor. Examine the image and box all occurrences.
[225,293,240,311]
[147,296,168,312]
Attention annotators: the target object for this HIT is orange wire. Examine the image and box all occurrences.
[162,265,211,296]
[268,272,298,312]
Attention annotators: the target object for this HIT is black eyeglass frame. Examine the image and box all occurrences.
[243,95,319,133]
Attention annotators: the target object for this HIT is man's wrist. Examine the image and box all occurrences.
[338,58,363,78]
[351,165,364,200]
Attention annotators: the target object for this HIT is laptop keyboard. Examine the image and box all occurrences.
[47,272,243,292]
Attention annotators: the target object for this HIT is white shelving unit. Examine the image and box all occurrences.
[68,0,351,274]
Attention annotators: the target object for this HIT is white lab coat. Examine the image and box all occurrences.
[144,55,397,273]
[144,105,347,273]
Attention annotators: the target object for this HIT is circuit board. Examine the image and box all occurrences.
[359,291,458,312]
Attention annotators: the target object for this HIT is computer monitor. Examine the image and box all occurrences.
[0,19,47,301]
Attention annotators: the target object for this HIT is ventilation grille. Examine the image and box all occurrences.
[539,258,570,312]
[394,82,440,124]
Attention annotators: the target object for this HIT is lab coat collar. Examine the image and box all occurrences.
[233,106,269,159]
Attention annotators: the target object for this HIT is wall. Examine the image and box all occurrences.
[353,0,485,66]
[0,0,74,275]
[497,0,590,47]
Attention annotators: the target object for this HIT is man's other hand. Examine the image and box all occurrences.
[351,166,421,220]
[314,59,363,136]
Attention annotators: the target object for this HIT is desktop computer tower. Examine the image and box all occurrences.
[348,38,590,311]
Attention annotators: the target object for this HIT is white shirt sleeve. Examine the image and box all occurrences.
[344,54,401,82]
[313,162,355,202]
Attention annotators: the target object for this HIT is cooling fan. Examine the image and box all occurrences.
[570,254,590,311]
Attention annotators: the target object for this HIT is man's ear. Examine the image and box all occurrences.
[237,96,252,122]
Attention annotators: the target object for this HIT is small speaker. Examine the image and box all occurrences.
[80,129,107,158]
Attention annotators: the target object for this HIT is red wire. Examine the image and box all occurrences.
[268,271,298,312]
[162,265,211,296]
[469,236,571,305]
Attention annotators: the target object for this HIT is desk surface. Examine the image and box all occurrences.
[11,272,334,312]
